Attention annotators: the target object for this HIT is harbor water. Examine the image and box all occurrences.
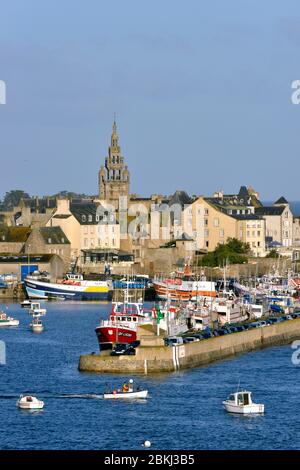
[1,302,300,450]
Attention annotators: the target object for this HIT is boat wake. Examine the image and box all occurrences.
[0,393,103,400]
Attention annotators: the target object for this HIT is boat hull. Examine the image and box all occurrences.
[17,398,44,410]
[223,401,264,414]
[153,280,216,301]
[95,325,137,351]
[0,320,19,327]
[103,390,148,399]
[25,279,113,301]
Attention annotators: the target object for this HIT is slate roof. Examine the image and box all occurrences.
[39,227,70,245]
[70,203,117,225]
[274,196,288,205]
[0,225,32,243]
[232,214,264,221]
[255,206,285,216]
[167,190,192,207]
[0,254,58,263]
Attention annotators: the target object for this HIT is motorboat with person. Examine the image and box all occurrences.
[17,395,44,410]
[223,390,264,414]
[103,379,148,399]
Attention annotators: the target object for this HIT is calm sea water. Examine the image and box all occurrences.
[0,301,300,450]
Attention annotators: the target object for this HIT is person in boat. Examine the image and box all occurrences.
[122,382,129,393]
[128,379,134,392]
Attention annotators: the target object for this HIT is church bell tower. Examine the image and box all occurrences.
[98,120,130,201]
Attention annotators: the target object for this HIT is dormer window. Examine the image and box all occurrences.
[88,215,92,222]
[48,238,52,244]
[82,215,86,222]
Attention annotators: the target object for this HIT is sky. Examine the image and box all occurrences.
[0,0,300,201]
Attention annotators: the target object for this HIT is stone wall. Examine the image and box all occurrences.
[79,318,300,374]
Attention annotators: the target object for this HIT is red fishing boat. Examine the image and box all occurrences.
[95,296,153,351]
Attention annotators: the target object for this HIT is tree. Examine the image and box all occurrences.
[2,190,30,209]
[199,238,249,267]
[265,250,279,259]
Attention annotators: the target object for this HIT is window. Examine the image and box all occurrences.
[204,219,208,226]
[205,241,209,248]
[213,218,219,227]
[252,242,256,247]
[90,226,94,234]
[257,231,260,237]
[204,208,209,215]
[252,231,255,237]
[48,238,52,244]
[82,215,86,222]
[204,229,209,237]
[88,215,92,222]
[84,238,88,247]
[219,229,224,238]
[247,231,250,237]
[84,226,88,234]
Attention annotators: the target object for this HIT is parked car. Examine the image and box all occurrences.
[212,329,220,337]
[110,343,137,356]
[183,336,198,343]
[192,333,204,340]
[164,336,184,346]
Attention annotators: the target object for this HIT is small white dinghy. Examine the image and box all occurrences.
[223,390,264,415]
[20,300,32,308]
[17,395,44,410]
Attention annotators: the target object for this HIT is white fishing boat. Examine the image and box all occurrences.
[20,300,32,308]
[30,317,44,333]
[0,311,19,327]
[223,390,264,414]
[17,395,44,410]
[103,379,148,399]
[28,302,47,316]
[103,389,148,399]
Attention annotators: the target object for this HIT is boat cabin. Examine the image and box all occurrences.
[229,391,252,406]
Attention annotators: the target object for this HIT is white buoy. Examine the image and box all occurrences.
[143,440,151,448]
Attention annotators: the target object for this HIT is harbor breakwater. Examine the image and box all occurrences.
[79,318,300,374]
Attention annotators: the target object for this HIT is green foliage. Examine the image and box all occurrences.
[265,250,279,259]
[2,190,30,209]
[200,238,249,267]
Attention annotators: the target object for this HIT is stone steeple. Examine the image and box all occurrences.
[98,120,130,201]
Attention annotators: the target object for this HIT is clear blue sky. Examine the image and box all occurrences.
[0,0,300,200]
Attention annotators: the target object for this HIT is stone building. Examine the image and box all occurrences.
[98,120,130,202]
[0,225,32,253]
[48,199,120,268]
[255,197,293,248]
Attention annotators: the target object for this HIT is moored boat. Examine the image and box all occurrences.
[0,311,19,327]
[30,317,44,333]
[153,267,216,302]
[24,273,113,301]
[95,293,153,351]
[17,395,44,410]
[223,390,264,414]
[20,300,32,308]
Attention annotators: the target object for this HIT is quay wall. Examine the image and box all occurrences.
[79,318,300,374]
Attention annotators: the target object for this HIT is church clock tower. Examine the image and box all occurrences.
[98,120,130,201]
